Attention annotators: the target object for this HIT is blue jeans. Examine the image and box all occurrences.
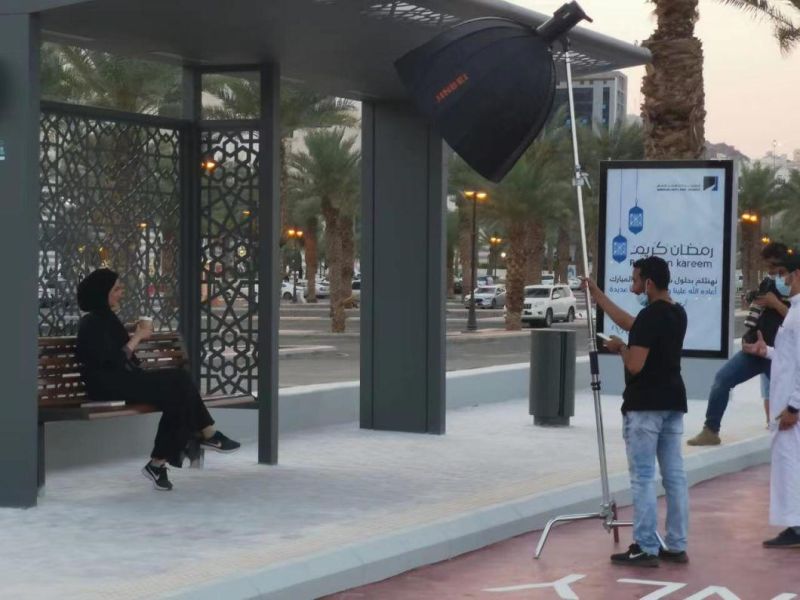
[623,411,689,556]
[705,351,771,432]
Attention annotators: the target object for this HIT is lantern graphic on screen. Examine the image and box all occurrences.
[612,170,627,263]
[628,169,644,234]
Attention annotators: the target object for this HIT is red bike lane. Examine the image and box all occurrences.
[327,465,798,599]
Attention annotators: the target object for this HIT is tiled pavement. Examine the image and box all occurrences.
[0,377,769,599]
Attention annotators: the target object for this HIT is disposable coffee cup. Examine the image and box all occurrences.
[138,316,154,330]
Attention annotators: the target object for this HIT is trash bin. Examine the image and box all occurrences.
[529,329,576,426]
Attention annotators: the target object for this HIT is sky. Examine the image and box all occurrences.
[507,0,800,160]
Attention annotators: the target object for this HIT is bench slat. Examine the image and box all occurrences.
[38,333,253,422]
[40,395,257,422]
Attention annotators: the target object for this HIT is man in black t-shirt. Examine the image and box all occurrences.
[583,256,689,567]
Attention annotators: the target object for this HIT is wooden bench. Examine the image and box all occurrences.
[37,332,256,487]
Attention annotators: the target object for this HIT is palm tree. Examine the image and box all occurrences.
[768,169,800,250]
[289,128,360,332]
[445,210,461,298]
[203,77,357,252]
[738,163,787,290]
[476,140,564,330]
[578,119,646,272]
[642,1,799,159]
[448,154,482,297]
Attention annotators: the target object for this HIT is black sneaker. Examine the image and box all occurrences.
[659,548,689,563]
[141,462,173,491]
[763,528,800,548]
[199,431,241,453]
[611,544,659,567]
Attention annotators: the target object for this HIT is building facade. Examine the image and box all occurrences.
[552,70,627,130]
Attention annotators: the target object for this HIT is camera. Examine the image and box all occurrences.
[742,279,772,342]
[743,297,764,332]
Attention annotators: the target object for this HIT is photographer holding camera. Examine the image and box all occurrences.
[688,242,790,446]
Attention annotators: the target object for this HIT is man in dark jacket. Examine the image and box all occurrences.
[688,242,790,446]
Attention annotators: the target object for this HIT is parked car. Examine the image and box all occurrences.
[351,279,361,300]
[297,279,330,299]
[522,284,577,327]
[464,285,506,309]
[540,274,555,286]
[568,277,581,291]
[38,279,74,309]
[454,276,493,296]
[247,281,297,301]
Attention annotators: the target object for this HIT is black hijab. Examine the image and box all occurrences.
[77,268,118,313]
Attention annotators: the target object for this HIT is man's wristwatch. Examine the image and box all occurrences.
[787,406,799,415]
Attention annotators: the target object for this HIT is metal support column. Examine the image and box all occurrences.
[360,102,446,434]
[257,63,281,464]
[0,13,40,507]
[180,67,202,384]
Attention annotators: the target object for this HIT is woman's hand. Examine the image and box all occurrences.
[133,320,153,342]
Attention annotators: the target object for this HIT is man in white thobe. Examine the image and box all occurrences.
[743,254,800,547]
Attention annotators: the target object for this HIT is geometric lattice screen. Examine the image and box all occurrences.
[199,128,260,396]
[39,107,183,336]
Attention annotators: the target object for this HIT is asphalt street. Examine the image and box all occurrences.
[276,298,747,388]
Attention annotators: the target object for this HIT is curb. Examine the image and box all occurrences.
[169,436,770,600]
[279,345,337,358]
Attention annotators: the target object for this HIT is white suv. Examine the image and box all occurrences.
[522,284,577,328]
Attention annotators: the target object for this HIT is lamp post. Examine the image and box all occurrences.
[489,233,502,277]
[464,190,488,332]
[286,228,304,302]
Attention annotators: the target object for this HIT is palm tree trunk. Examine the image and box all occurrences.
[641,0,706,159]
[505,221,527,330]
[555,225,571,283]
[524,222,545,285]
[305,217,319,303]
[458,203,472,298]
[340,214,355,305]
[322,199,345,333]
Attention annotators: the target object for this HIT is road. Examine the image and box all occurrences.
[276,298,746,388]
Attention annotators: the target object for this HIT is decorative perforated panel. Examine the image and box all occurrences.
[199,128,260,396]
[39,107,183,336]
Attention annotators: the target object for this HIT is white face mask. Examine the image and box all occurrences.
[776,274,791,297]
[635,280,649,307]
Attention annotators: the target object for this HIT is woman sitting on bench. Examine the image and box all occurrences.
[76,268,241,491]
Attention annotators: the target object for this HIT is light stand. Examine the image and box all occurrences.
[533,38,631,559]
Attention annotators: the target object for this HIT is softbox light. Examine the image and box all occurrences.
[394,2,591,183]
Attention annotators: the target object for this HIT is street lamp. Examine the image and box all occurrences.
[489,233,503,277]
[286,228,304,302]
[201,157,218,173]
[463,190,488,332]
[740,212,758,224]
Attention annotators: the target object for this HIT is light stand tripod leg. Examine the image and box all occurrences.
[534,511,607,559]
[612,503,620,543]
